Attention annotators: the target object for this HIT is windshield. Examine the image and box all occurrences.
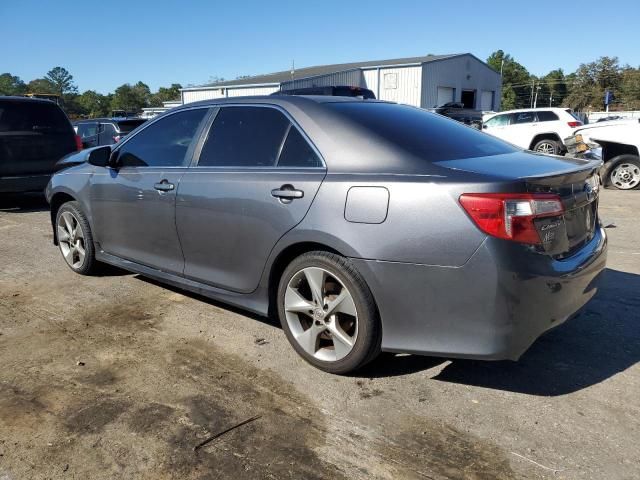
[329,102,517,162]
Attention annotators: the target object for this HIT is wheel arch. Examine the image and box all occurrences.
[529,133,562,150]
[50,192,77,245]
[266,241,344,318]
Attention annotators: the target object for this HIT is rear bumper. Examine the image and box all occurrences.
[0,174,51,194]
[351,227,607,360]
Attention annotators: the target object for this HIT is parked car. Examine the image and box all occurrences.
[483,107,583,155]
[0,96,80,194]
[74,118,147,149]
[272,85,376,99]
[430,102,483,128]
[565,119,640,190]
[46,97,607,373]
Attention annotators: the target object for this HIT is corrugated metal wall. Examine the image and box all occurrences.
[182,89,225,104]
[375,66,422,106]
[226,86,280,97]
[281,69,364,90]
[362,69,379,98]
[182,85,279,104]
[421,55,501,110]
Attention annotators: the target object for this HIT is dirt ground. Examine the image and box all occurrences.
[0,189,638,480]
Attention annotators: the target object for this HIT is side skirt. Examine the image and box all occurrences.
[95,250,270,317]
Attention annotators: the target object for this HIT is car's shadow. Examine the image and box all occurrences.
[360,268,640,396]
[0,193,49,213]
[133,268,639,396]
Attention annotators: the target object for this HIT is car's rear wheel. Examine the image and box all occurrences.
[277,251,381,374]
[604,155,640,190]
[56,201,98,275]
[533,139,561,155]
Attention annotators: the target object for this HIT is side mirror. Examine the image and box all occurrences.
[87,146,112,167]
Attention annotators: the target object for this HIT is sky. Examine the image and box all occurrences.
[2,0,639,94]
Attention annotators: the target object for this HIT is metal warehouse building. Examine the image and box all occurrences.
[181,53,501,111]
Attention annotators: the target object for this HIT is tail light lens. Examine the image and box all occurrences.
[567,121,583,128]
[74,134,83,151]
[113,135,121,143]
[459,193,564,244]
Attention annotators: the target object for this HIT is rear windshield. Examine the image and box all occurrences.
[116,119,147,134]
[565,109,582,122]
[328,103,516,161]
[0,101,71,134]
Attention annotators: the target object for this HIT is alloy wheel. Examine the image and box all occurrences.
[284,267,358,362]
[535,142,556,154]
[610,163,640,190]
[57,211,86,269]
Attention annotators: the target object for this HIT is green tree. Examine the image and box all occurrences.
[0,73,26,95]
[77,90,111,117]
[487,50,532,109]
[45,67,78,97]
[564,56,621,110]
[149,83,182,107]
[539,69,567,107]
[619,66,640,110]
[111,81,151,113]
[27,78,56,94]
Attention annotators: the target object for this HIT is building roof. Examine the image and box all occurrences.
[184,53,466,90]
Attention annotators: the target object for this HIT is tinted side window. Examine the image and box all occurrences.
[198,107,290,167]
[513,112,535,124]
[0,101,70,134]
[536,111,559,122]
[277,128,322,168]
[118,108,207,167]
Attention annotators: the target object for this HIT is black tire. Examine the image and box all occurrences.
[55,201,99,275]
[277,251,381,374]
[601,155,640,190]
[533,138,561,155]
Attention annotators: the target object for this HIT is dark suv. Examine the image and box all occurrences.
[74,118,147,149]
[0,96,79,193]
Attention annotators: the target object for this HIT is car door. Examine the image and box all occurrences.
[98,122,118,145]
[176,105,326,293]
[482,113,511,142]
[90,107,210,273]
[505,111,537,148]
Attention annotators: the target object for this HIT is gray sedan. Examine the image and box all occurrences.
[46,96,607,373]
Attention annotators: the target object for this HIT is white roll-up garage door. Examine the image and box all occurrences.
[480,91,494,111]
[436,87,455,107]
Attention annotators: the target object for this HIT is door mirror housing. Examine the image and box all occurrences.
[87,146,112,167]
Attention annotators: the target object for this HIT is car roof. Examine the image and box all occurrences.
[176,95,390,110]
[492,107,571,114]
[74,117,145,123]
[0,95,60,105]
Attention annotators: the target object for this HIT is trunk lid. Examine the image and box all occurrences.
[436,151,602,256]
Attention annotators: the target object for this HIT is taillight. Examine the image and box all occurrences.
[113,135,121,143]
[567,121,582,128]
[74,134,83,151]
[459,193,564,244]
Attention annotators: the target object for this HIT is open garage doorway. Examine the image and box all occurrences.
[461,90,476,108]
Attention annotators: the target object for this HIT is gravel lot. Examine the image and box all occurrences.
[0,189,638,480]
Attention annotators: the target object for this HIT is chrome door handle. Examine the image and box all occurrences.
[271,185,304,201]
[154,180,175,192]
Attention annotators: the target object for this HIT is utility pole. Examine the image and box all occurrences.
[530,80,535,108]
[533,85,541,108]
[291,60,295,81]
[549,92,553,107]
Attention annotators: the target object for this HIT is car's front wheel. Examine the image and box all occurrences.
[277,251,381,374]
[55,201,99,275]
[604,155,640,190]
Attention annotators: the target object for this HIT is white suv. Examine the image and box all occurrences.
[482,108,583,155]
